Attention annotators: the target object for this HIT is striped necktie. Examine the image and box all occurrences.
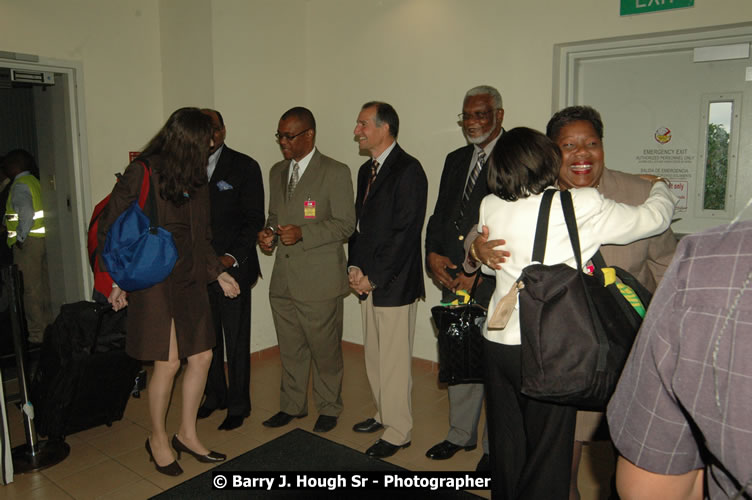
[287,161,300,201]
[459,150,486,217]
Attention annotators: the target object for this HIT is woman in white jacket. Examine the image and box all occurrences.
[478,127,676,499]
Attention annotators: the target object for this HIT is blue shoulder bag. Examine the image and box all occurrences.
[101,161,178,291]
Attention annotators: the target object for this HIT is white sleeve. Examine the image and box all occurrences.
[588,182,677,246]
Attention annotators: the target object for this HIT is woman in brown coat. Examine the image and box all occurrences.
[98,108,240,476]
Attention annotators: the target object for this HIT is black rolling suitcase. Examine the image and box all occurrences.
[31,301,142,439]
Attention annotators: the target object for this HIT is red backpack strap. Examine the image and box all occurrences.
[136,159,151,208]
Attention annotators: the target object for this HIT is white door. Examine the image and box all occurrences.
[556,25,752,235]
[33,72,84,311]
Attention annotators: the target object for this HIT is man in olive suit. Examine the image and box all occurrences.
[258,107,355,433]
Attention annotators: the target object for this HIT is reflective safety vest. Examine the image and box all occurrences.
[5,174,45,247]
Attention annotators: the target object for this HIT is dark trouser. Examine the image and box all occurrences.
[203,281,252,416]
[483,338,576,500]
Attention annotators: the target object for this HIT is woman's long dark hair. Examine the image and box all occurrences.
[138,107,212,205]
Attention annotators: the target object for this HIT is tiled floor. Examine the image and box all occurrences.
[2,342,615,499]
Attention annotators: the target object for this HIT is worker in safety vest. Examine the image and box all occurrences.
[2,149,51,345]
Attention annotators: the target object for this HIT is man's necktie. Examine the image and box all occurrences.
[363,160,379,204]
[459,151,486,218]
[287,161,299,201]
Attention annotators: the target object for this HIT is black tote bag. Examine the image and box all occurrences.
[431,272,486,385]
[517,189,649,411]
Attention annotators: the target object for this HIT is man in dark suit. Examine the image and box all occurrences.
[257,107,355,434]
[198,109,264,430]
[348,101,428,459]
[424,86,504,470]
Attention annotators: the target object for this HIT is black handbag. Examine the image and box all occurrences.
[518,189,651,411]
[431,272,486,385]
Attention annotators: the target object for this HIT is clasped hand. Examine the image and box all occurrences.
[218,271,241,298]
[108,286,128,311]
[107,271,240,311]
[348,267,372,295]
[257,225,302,252]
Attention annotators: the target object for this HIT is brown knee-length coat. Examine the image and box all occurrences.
[97,158,225,361]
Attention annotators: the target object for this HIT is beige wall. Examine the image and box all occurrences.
[1,0,750,360]
[0,0,165,204]
[239,0,752,360]
[159,0,214,115]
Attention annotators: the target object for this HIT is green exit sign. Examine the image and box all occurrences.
[621,0,695,16]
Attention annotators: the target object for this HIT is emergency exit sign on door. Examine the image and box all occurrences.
[620,0,694,16]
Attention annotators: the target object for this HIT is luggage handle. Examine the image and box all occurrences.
[90,302,114,355]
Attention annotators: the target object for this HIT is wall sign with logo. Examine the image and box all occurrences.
[635,126,694,212]
[620,0,695,16]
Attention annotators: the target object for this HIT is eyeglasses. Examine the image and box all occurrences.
[275,128,310,142]
[457,110,497,122]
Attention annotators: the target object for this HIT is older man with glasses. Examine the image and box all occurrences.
[424,85,505,471]
[257,106,355,434]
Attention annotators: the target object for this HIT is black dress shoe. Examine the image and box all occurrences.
[366,439,410,458]
[171,434,226,463]
[146,438,183,476]
[425,440,476,460]
[476,453,490,472]
[197,404,226,420]
[313,415,338,433]
[262,411,306,428]
[352,418,384,433]
[218,414,246,430]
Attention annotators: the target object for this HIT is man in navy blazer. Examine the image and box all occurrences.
[424,86,504,470]
[198,109,264,430]
[348,101,428,459]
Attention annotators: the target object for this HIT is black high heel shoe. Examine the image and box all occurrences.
[172,434,226,463]
[145,438,183,476]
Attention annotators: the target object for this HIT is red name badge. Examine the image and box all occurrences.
[304,200,316,219]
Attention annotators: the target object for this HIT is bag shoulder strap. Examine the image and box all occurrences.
[467,269,482,303]
[136,159,151,208]
[560,190,585,271]
[560,189,611,368]
[136,159,160,229]
[531,188,556,262]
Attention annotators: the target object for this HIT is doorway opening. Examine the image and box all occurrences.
[0,55,92,315]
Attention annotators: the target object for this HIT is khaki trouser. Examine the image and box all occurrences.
[361,295,418,445]
[13,236,52,342]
